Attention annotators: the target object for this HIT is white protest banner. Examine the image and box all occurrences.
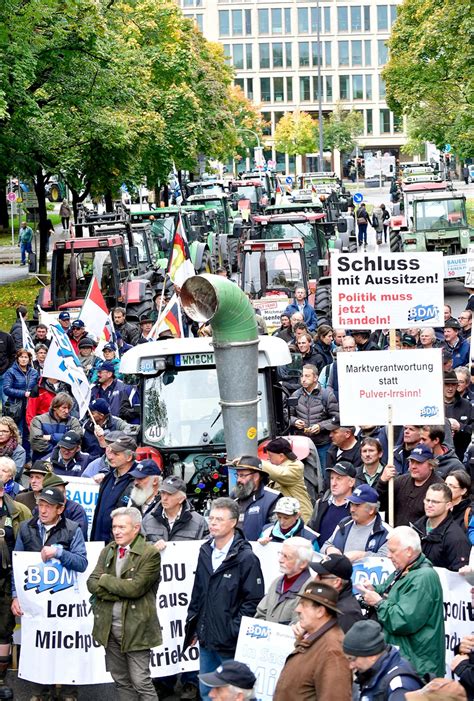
[14,542,111,685]
[253,296,290,333]
[464,244,474,288]
[65,476,100,537]
[331,251,444,329]
[435,568,473,675]
[337,348,444,426]
[235,616,295,700]
[444,254,467,279]
[352,556,395,591]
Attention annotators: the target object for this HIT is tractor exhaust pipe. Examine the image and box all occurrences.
[181,274,259,460]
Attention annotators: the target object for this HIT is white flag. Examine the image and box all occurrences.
[42,326,91,418]
[78,276,110,340]
[20,315,36,360]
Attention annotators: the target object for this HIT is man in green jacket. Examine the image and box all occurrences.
[357,525,445,680]
[18,221,34,266]
[87,506,161,700]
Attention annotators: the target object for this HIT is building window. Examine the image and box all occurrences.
[380,108,390,133]
[313,76,323,99]
[377,6,388,31]
[223,44,231,65]
[232,10,243,36]
[363,6,371,31]
[245,9,251,34]
[286,76,293,101]
[390,5,397,26]
[326,76,333,100]
[195,14,203,31]
[273,42,283,68]
[272,8,282,34]
[246,44,253,70]
[298,8,309,33]
[393,113,403,132]
[378,40,388,65]
[274,112,284,127]
[285,42,292,68]
[234,78,244,91]
[274,77,284,102]
[311,7,320,33]
[260,78,271,102]
[325,41,332,67]
[262,112,271,136]
[258,9,269,34]
[219,10,229,37]
[324,6,331,33]
[259,43,270,69]
[300,76,311,101]
[285,8,292,33]
[339,75,350,100]
[365,74,372,99]
[366,109,373,134]
[351,6,361,31]
[299,42,310,67]
[352,40,362,66]
[247,78,253,100]
[337,6,348,31]
[352,75,363,100]
[233,44,244,69]
[312,42,321,67]
[338,40,349,67]
[379,76,386,98]
[364,39,371,66]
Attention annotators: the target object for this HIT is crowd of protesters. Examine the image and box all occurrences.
[0,287,474,701]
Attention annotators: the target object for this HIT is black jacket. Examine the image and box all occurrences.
[237,484,281,541]
[412,514,471,571]
[445,394,474,460]
[186,530,264,654]
[313,340,333,372]
[451,497,472,531]
[0,331,16,374]
[337,581,364,633]
[435,446,464,478]
[289,384,339,446]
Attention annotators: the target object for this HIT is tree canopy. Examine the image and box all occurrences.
[323,107,364,154]
[274,111,317,157]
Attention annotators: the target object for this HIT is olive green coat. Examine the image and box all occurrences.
[87,533,162,652]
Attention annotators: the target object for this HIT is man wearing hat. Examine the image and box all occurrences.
[15,460,51,512]
[128,460,162,515]
[377,444,443,527]
[326,419,362,473]
[273,581,352,701]
[230,455,280,541]
[322,484,390,561]
[259,497,319,547]
[310,554,363,632]
[41,471,89,539]
[82,399,134,460]
[56,310,71,332]
[343,620,422,699]
[256,536,314,624]
[199,660,257,700]
[261,438,313,522]
[443,370,473,460]
[12,486,87,700]
[77,336,101,379]
[49,430,91,477]
[91,343,122,383]
[308,460,356,548]
[90,361,131,418]
[401,333,417,349]
[82,430,128,478]
[137,316,155,344]
[443,318,470,368]
[68,318,89,354]
[91,436,138,542]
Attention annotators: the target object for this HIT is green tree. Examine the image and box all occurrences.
[383,0,474,158]
[323,107,364,153]
[274,111,317,156]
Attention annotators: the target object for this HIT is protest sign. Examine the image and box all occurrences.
[464,244,474,288]
[65,476,100,537]
[444,254,467,279]
[435,568,473,675]
[337,348,444,426]
[352,556,395,592]
[331,251,444,329]
[253,296,290,333]
[235,616,295,700]
[14,542,111,685]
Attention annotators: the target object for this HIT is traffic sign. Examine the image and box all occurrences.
[285,176,293,185]
[7,192,16,202]
[444,144,452,153]
[353,192,363,204]
[267,159,276,170]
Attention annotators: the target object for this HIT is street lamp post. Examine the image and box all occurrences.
[316,0,324,172]
[237,127,262,173]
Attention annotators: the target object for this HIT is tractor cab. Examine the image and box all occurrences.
[229,180,267,216]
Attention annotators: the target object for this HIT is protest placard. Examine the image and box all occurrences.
[65,476,100,537]
[235,616,295,700]
[253,296,290,333]
[331,251,444,329]
[435,568,473,675]
[444,254,467,279]
[337,348,444,426]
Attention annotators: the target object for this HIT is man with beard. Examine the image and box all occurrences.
[128,460,162,515]
[230,456,280,541]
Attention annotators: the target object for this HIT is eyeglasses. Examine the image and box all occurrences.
[318,574,337,580]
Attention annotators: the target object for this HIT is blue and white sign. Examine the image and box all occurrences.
[444,144,452,153]
[285,176,293,185]
[353,192,364,204]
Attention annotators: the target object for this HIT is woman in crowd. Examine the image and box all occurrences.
[445,470,472,531]
[3,349,38,459]
[0,418,26,479]
[33,343,48,373]
[313,325,334,372]
[0,457,22,497]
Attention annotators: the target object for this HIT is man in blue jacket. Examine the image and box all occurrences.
[230,455,280,540]
[185,497,264,701]
[284,286,317,333]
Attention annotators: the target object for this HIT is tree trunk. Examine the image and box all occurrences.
[34,168,48,273]
[65,180,90,238]
[104,191,113,212]
[0,179,9,231]
[162,184,169,207]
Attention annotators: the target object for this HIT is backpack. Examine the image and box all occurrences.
[372,214,379,228]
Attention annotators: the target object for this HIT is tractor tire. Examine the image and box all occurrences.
[315,287,332,326]
[390,232,402,252]
[348,241,357,253]
[227,238,239,272]
[198,250,213,274]
[49,185,60,202]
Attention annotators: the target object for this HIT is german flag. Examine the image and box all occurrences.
[167,214,195,288]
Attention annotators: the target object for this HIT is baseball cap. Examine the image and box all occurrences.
[264,437,297,460]
[71,319,85,328]
[98,361,116,374]
[408,443,434,462]
[401,333,417,347]
[58,430,81,449]
[199,661,256,690]
[160,475,187,494]
[329,417,356,432]
[326,461,357,478]
[104,430,127,443]
[103,342,117,352]
[310,553,353,580]
[25,460,51,476]
[347,484,379,504]
[89,398,110,415]
[37,487,65,506]
[58,311,71,321]
[129,460,161,479]
[297,581,341,613]
[274,496,301,516]
[108,436,137,453]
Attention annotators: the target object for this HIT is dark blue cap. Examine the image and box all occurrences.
[89,398,110,415]
[98,361,116,373]
[200,661,256,690]
[129,460,161,479]
[58,311,70,320]
[409,443,434,462]
[72,319,85,328]
[347,484,379,504]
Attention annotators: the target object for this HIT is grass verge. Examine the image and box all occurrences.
[0,278,47,329]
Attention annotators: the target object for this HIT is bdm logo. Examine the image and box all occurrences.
[24,561,78,594]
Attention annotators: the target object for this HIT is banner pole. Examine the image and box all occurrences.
[387,328,397,527]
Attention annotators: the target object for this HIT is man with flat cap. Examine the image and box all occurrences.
[15,460,51,512]
[273,581,352,701]
[199,660,257,700]
[230,455,280,540]
[308,460,356,549]
[343,619,422,699]
[261,438,313,522]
